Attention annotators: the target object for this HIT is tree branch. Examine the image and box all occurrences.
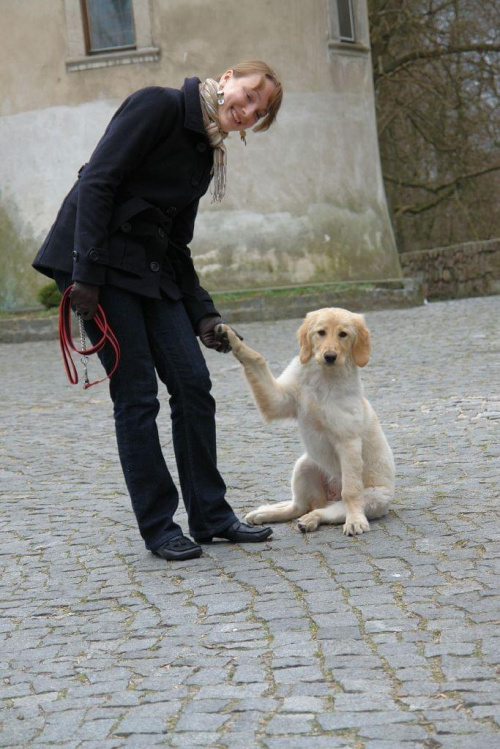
[378,43,500,79]
[390,165,500,216]
[385,163,500,195]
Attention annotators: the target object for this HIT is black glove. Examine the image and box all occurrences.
[197,316,230,353]
[70,281,100,320]
[197,316,243,353]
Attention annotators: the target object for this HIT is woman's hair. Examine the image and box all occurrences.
[218,60,283,133]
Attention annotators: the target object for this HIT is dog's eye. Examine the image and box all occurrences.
[339,331,348,338]
[316,329,326,337]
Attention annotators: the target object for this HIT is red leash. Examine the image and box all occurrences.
[58,285,120,389]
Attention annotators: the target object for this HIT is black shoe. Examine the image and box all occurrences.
[194,520,273,544]
[152,535,202,561]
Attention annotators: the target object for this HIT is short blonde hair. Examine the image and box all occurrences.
[218,60,283,132]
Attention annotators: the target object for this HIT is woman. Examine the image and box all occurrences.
[33,61,283,561]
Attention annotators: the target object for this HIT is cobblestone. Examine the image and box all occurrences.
[1,296,499,748]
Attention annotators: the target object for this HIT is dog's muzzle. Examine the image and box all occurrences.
[323,352,337,365]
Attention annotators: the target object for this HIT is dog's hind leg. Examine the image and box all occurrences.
[297,486,392,532]
[297,500,347,533]
[245,454,326,526]
[245,500,300,525]
[363,486,392,520]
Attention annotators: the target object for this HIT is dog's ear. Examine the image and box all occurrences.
[297,317,313,363]
[352,315,371,367]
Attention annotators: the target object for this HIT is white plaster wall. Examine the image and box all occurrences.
[0,85,399,306]
[0,0,401,308]
[0,101,118,242]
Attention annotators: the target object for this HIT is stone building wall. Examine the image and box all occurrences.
[400,239,500,300]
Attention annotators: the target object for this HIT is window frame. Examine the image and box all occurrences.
[81,0,137,55]
[64,0,159,72]
[327,0,370,57]
[337,0,356,43]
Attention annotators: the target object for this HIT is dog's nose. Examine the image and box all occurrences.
[324,352,337,365]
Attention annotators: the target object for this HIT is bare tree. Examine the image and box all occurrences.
[369,0,500,251]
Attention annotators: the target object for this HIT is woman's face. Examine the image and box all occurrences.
[218,70,276,132]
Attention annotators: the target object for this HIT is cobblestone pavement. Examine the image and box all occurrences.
[1,296,499,749]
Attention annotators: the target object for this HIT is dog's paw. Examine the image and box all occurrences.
[297,512,320,533]
[245,509,269,526]
[343,515,370,536]
[216,323,241,353]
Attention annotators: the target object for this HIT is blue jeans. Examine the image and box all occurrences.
[55,274,237,550]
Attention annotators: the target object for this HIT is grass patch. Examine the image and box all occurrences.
[212,282,378,304]
[0,307,58,320]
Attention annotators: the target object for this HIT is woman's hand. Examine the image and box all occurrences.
[197,316,229,352]
[70,281,100,320]
[197,316,243,353]
[197,315,227,354]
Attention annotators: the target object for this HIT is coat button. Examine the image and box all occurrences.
[72,250,79,261]
[166,206,177,216]
[158,227,165,238]
[121,222,132,233]
[150,261,160,272]
[89,250,99,261]
[191,176,200,187]
[197,142,207,153]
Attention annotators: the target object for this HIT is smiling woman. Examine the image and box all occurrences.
[32,59,283,562]
[217,61,283,133]
[217,73,275,132]
[198,61,282,202]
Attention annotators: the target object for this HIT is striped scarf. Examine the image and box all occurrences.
[199,78,229,203]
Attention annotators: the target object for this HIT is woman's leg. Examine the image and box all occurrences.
[143,296,238,540]
[55,273,186,550]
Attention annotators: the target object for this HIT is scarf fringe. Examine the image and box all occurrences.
[199,79,228,203]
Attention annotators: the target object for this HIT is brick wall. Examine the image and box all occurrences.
[400,239,500,300]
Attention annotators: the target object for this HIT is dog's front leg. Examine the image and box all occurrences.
[337,439,370,535]
[217,324,296,421]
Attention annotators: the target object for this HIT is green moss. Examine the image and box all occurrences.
[0,201,41,310]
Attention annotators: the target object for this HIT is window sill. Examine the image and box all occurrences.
[66,46,160,72]
[327,40,370,56]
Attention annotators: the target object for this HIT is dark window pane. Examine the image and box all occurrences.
[338,0,355,42]
[85,0,136,52]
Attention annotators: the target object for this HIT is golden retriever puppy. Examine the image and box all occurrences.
[217,308,395,535]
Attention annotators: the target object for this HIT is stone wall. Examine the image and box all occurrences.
[400,239,500,300]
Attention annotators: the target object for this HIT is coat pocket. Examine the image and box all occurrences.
[109,196,156,233]
[106,234,146,277]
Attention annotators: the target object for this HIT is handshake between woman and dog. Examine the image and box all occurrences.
[217,307,395,537]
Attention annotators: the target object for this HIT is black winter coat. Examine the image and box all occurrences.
[33,77,219,327]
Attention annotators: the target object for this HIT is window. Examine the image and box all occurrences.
[64,0,159,71]
[82,0,136,54]
[327,0,370,56]
[337,0,355,43]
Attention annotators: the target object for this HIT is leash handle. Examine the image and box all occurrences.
[58,285,120,389]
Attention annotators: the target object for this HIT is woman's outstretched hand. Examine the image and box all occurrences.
[70,281,100,320]
[197,316,230,352]
[198,316,244,353]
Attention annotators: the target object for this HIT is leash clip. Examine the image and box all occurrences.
[78,314,90,388]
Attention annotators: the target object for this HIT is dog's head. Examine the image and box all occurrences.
[297,307,371,368]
